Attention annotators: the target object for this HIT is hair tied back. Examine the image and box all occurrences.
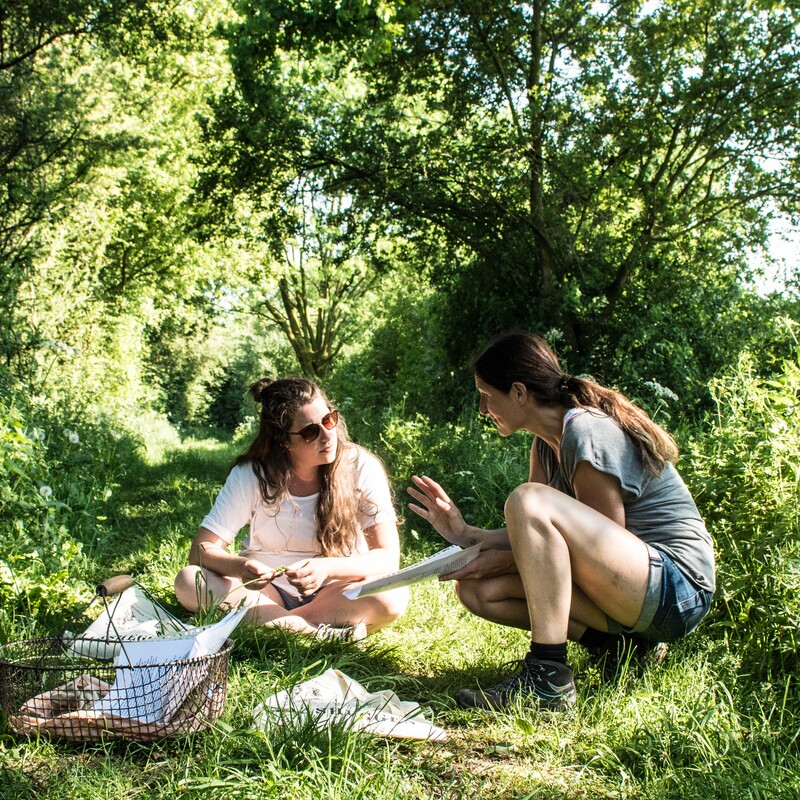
[249,378,275,404]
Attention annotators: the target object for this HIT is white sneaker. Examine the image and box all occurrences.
[315,621,367,642]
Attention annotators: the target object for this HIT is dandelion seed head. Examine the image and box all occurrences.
[39,485,53,499]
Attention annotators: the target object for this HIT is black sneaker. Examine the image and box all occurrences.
[586,633,668,679]
[456,653,577,711]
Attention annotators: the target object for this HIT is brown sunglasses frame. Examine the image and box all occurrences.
[287,409,339,443]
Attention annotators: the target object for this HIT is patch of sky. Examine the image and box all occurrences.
[750,213,800,296]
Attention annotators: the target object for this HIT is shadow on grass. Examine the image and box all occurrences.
[84,431,238,576]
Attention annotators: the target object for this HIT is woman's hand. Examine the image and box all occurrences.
[285,558,331,597]
[407,475,472,547]
[439,549,517,582]
[239,558,279,591]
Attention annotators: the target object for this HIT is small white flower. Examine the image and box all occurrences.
[30,428,45,441]
[643,380,679,403]
[770,419,788,435]
[68,432,80,444]
[39,485,53,499]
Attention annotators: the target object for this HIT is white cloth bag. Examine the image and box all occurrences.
[253,668,447,741]
[64,586,191,659]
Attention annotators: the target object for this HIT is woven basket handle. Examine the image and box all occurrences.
[96,575,135,597]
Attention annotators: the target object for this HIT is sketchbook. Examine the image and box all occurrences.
[343,543,482,599]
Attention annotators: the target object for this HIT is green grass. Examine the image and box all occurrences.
[2,431,800,800]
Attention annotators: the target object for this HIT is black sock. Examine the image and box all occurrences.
[529,641,568,665]
[579,627,620,649]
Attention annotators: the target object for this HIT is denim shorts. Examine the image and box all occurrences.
[607,545,713,642]
[273,584,318,611]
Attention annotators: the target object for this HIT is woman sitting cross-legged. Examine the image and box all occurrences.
[408,332,715,711]
[175,377,409,641]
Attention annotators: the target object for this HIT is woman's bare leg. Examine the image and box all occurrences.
[504,482,650,645]
[454,574,616,639]
[175,565,408,635]
[174,565,319,633]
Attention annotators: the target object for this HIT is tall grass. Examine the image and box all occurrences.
[681,336,800,679]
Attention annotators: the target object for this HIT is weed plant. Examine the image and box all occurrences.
[681,327,800,680]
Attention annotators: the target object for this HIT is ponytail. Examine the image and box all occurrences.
[473,332,678,475]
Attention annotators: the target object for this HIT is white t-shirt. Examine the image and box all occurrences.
[201,445,397,597]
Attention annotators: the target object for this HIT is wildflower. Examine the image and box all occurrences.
[39,485,53,499]
[770,419,788,435]
[643,380,679,403]
[30,428,45,441]
[68,432,80,444]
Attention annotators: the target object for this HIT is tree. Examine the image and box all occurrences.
[205,0,800,400]
[0,0,197,370]
[0,0,238,420]
[248,182,390,380]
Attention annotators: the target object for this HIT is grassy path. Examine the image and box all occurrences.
[1,433,798,799]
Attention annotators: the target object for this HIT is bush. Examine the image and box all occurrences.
[373,405,530,550]
[681,320,800,678]
[0,392,137,623]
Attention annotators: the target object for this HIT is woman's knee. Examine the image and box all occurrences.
[454,579,486,616]
[174,566,202,610]
[379,586,410,623]
[504,482,556,526]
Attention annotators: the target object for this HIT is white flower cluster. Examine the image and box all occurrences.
[41,340,76,357]
[643,380,679,403]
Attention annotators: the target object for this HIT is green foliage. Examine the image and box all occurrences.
[208,0,800,403]
[328,280,460,426]
[0,393,136,621]
[376,406,531,540]
[681,319,800,678]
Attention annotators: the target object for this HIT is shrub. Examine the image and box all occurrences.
[681,320,800,678]
[374,405,530,549]
[0,392,136,624]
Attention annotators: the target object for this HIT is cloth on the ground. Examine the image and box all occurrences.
[64,586,192,659]
[252,668,446,741]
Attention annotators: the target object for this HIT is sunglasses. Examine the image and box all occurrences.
[287,409,339,443]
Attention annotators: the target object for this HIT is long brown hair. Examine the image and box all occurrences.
[235,377,365,556]
[472,332,678,475]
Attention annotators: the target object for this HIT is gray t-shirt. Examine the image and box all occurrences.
[536,409,715,592]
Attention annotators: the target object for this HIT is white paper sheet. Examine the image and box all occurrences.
[343,543,481,599]
[90,605,248,724]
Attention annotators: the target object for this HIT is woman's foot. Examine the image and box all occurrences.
[314,621,368,642]
[456,653,576,711]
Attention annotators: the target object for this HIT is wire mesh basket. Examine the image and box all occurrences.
[0,576,234,742]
